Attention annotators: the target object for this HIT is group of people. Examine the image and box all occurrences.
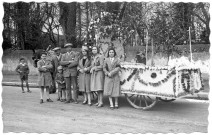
[16,43,121,109]
[15,43,146,109]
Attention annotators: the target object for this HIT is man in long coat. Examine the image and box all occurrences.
[60,43,79,103]
[51,47,63,94]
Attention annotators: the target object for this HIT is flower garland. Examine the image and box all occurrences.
[120,66,203,98]
[130,71,138,92]
[137,69,176,87]
[120,68,137,86]
[198,69,204,90]
[189,71,195,90]
[120,79,126,85]
[120,67,176,87]
[137,75,148,86]
[181,72,190,92]
[121,66,170,71]
[173,77,176,94]
[127,69,137,81]
[120,66,203,95]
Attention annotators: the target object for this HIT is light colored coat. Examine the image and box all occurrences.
[90,54,105,91]
[37,59,53,87]
[103,57,121,97]
[60,51,79,77]
[77,57,92,92]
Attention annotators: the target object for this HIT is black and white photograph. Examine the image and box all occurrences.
[1,0,211,133]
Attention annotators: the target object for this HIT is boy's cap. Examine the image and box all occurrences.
[53,47,61,51]
[64,43,73,48]
[57,66,63,70]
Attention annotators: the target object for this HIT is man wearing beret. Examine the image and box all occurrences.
[60,43,79,103]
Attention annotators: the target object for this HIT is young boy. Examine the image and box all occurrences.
[15,57,31,93]
[37,52,53,104]
[55,66,66,102]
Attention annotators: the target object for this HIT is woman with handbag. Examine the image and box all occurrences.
[90,46,105,108]
[78,48,92,106]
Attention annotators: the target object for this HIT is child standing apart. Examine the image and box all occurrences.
[37,52,53,104]
[15,57,31,93]
[55,66,66,102]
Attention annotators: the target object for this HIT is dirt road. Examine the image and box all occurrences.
[2,86,208,133]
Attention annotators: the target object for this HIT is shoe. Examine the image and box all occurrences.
[110,106,114,110]
[22,91,25,93]
[70,99,74,103]
[97,104,103,108]
[27,90,31,93]
[40,99,44,104]
[82,100,87,105]
[115,105,119,109]
[46,98,53,102]
[60,99,64,102]
[65,100,70,103]
[94,102,99,106]
[88,103,92,106]
[74,100,78,104]
[57,98,60,101]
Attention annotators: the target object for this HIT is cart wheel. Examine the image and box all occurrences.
[125,94,158,110]
[158,97,176,102]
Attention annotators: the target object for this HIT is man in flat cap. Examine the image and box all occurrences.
[51,47,63,96]
[60,43,79,103]
[52,47,62,71]
[135,51,146,65]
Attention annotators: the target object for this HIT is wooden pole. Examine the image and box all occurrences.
[151,38,154,66]
[58,26,59,46]
[189,27,193,62]
[146,29,148,63]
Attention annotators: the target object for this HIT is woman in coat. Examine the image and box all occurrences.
[90,46,105,107]
[77,48,92,106]
[37,52,53,104]
[103,48,121,109]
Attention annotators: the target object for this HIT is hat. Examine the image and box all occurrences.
[64,43,73,48]
[82,45,89,51]
[52,47,61,51]
[136,51,143,55]
[57,66,63,70]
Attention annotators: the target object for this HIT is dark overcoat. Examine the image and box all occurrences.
[77,57,92,92]
[51,54,62,77]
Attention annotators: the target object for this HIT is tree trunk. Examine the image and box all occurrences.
[118,2,127,21]
[59,2,77,46]
[89,2,93,18]
[106,2,120,15]
[86,2,89,42]
[15,2,30,50]
[78,3,81,42]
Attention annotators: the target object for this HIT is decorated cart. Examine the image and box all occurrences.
[120,62,204,110]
